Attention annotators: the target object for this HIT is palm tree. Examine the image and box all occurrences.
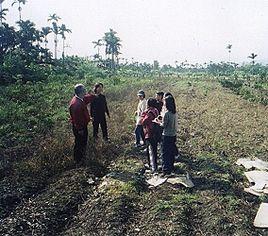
[48,14,61,59]
[41,26,51,48]
[103,29,121,69]
[0,8,8,26]
[248,53,257,65]
[92,39,103,59]
[59,24,71,60]
[226,44,232,62]
[0,0,6,26]
[12,0,26,21]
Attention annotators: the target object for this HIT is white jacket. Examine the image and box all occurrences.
[136,99,147,125]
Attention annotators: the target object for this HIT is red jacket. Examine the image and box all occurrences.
[140,107,159,139]
[69,96,90,129]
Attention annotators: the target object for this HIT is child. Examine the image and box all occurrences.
[90,83,110,141]
[134,90,147,147]
[161,95,178,176]
[140,98,159,173]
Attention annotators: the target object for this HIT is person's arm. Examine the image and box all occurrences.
[104,96,110,118]
[140,112,154,126]
[162,112,169,128]
[90,100,95,120]
[84,93,95,105]
[141,100,147,113]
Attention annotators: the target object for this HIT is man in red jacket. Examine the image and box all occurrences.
[69,84,94,163]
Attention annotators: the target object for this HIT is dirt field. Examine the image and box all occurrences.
[0,76,267,236]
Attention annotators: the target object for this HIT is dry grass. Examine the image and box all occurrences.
[1,75,267,236]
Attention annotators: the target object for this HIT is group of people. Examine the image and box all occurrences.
[69,83,110,163]
[135,90,178,176]
[69,83,179,176]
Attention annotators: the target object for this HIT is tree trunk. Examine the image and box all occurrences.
[0,2,2,26]
[45,36,48,49]
[62,38,65,64]
[19,3,21,21]
[54,34,57,59]
[111,53,115,70]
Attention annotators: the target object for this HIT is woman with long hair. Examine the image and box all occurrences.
[161,95,178,176]
[140,98,159,173]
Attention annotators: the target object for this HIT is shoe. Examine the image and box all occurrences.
[144,163,150,169]
[160,172,172,178]
[135,143,142,148]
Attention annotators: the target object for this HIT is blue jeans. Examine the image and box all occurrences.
[162,136,176,173]
[135,125,145,145]
[146,138,158,172]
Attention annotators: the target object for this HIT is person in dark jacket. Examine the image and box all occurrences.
[90,83,110,141]
[155,91,164,114]
[140,98,159,173]
[69,84,92,163]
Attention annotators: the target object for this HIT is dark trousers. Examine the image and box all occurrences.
[93,115,108,140]
[135,125,145,145]
[73,126,88,163]
[146,138,158,172]
[162,136,176,173]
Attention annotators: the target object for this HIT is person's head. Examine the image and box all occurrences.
[155,91,164,101]
[164,92,173,98]
[164,95,176,114]
[137,90,145,100]
[94,83,103,94]
[147,98,158,109]
[74,84,86,98]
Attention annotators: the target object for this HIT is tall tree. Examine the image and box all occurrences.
[0,23,17,62]
[103,29,121,69]
[248,53,257,65]
[226,44,232,62]
[11,0,26,21]
[92,39,103,59]
[0,8,8,26]
[59,24,71,60]
[41,26,51,48]
[48,14,61,59]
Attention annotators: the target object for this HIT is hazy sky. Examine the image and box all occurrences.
[4,0,268,65]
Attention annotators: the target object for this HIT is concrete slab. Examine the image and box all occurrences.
[146,176,167,187]
[167,173,194,188]
[254,203,268,228]
[244,171,268,196]
[236,158,268,170]
[244,171,268,185]
[244,187,262,197]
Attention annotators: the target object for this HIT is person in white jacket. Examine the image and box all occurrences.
[134,90,147,147]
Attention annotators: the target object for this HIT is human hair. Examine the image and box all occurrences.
[156,91,164,98]
[164,92,173,98]
[74,84,85,96]
[94,83,102,93]
[165,95,176,114]
[147,98,158,108]
[137,90,145,98]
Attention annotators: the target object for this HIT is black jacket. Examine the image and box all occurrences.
[90,94,110,119]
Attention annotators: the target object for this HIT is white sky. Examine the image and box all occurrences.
[4,0,268,65]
